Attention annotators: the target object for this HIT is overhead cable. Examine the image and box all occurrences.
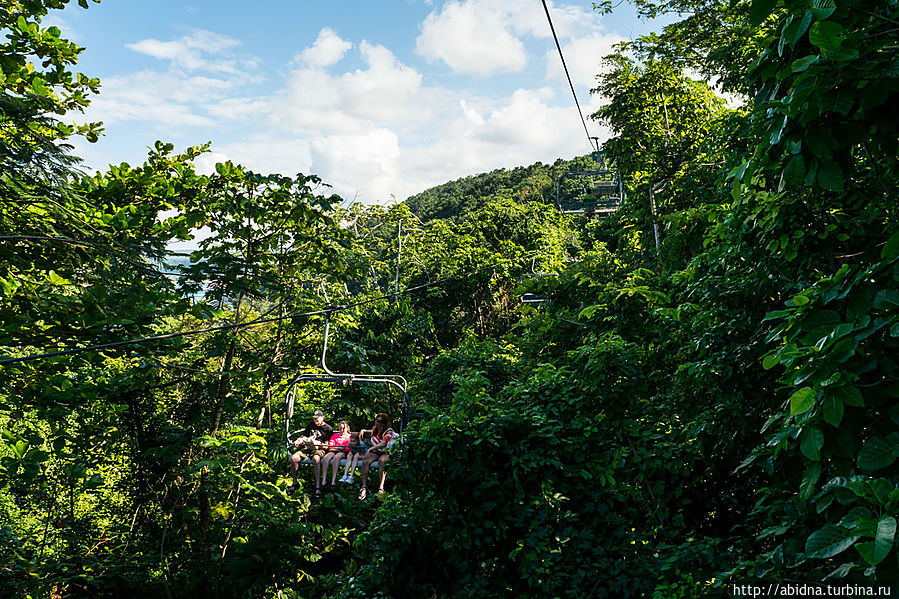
[541,0,595,153]
[0,253,532,366]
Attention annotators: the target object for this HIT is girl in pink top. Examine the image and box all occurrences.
[321,421,351,491]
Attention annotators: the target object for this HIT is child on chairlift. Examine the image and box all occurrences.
[339,428,371,484]
[320,420,351,491]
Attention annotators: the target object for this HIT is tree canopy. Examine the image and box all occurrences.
[1,0,898,597]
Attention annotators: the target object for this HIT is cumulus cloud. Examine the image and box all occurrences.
[83,30,261,132]
[126,30,255,74]
[416,0,527,76]
[83,2,621,205]
[277,41,435,133]
[414,0,610,78]
[85,70,230,129]
[299,28,353,67]
[545,31,625,87]
[200,140,314,179]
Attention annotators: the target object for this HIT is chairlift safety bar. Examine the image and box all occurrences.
[284,311,410,449]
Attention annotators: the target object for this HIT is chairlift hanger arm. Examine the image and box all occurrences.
[287,372,408,392]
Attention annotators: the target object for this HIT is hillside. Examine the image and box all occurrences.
[405,155,599,221]
[2,0,898,597]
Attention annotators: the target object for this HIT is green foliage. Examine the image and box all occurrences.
[2,0,899,595]
[405,157,592,222]
[1,0,102,196]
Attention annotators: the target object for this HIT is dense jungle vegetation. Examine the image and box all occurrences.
[1,0,898,597]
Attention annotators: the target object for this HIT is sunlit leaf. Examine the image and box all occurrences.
[790,387,816,414]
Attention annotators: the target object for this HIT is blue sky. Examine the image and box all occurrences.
[50,1,665,206]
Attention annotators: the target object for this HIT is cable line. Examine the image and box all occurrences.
[0,253,532,366]
[541,0,595,153]
[0,311,320,366]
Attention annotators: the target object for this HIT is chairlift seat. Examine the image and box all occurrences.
[560,192,621,215]
[590,181,619,196]
[298,456,383,469]
[555,163,624,216]
[520,293,546,303]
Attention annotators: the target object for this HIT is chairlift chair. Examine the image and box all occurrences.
[284,308,409,469]
[555,151,624,216]
[520,293,547,304]
[518,255,556,305]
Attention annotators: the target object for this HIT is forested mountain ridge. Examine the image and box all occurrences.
[404,155,599,222]
[2,0,898,597]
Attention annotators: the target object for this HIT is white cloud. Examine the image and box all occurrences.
[515,2,598,39]
[544,31,625,87]
[415,0,611,78]
[126,30,257,74]
[85,70,234,129]
[205,97,271,120]
[82,4,619,207]
[311,128,401,203]
[416,0,527,76]
[299,28,353,68]
[200,140,314,179]
[83,30,262,132]
[277,41,434,133]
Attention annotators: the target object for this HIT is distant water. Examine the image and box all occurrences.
[155,253,211,299]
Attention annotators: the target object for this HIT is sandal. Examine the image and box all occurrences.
[314,488,323,498]
[358,486,368,500]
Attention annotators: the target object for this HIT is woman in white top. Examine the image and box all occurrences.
[359,413,395,499]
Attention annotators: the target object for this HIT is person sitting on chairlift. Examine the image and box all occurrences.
[288,409,333,498]
[339,431,367,485]
[358,413,395,500]
[320,420,351,492]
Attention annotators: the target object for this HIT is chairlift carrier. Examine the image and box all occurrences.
[519,255,556,304]
[555,149,624,216]
[284,308,409,466]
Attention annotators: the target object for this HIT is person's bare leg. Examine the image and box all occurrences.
[359,454,377,498]
[320,454,334,486]
[330,453,342,485]
[376,454,389,492]
[312,455,322,492]
[289,452,302,486]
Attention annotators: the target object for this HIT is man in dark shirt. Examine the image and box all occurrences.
[288,409,333,497]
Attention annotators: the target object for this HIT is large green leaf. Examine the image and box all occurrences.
[822,392,844,427]
[874,290,899,310]
[857,434,899,471]
[816,159,845,191]
[868,478,893,504]
[809,0,836,20]
[784,11,813,44]
[800,426,824,460]
[749,0,778,26]
[781,155,807,188]
[806,525,860,558]
[791,55,818,73]
[800,310,841,334]
[800,462,822,499]
[881,231,899,261]
[763,352,781,370]
[855,516,896,565]
[809,21,845,53]
[833,383,864,407]
[790,387,816,414]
